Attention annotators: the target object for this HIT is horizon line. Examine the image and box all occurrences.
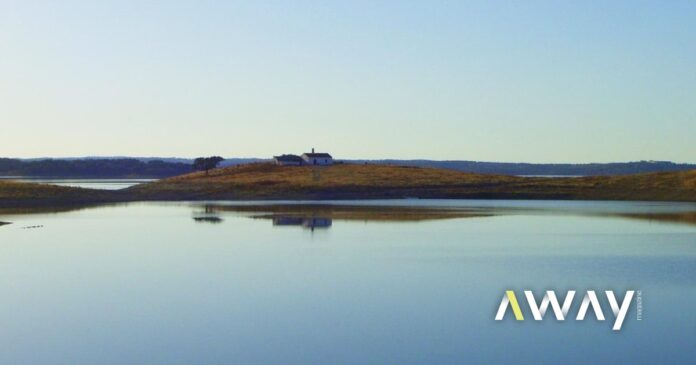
[3,156,695,165]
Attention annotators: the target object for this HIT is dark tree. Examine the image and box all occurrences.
[192,156,224,175]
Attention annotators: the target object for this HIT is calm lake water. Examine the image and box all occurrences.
[0,177,153,190]
[1,199,695,364]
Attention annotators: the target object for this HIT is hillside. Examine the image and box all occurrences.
[0,163,694,208]
[127,163,696,202]
[358,159,696,176]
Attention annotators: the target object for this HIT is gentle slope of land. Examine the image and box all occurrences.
[0,163,695,208]
[352,159,696,176]
[127,163,696,202]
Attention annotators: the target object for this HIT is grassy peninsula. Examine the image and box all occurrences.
[1,163,695,208]
[0,180,122,208]
[126,163,696,202]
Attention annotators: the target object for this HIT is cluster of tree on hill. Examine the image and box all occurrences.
[193,156,224,175]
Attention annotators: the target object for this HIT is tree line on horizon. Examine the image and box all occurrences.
[0,158,191,178]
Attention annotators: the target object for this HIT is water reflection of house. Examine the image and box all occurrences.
[272,216,332,230]
[302,217,332,229]
[272,216,305,226]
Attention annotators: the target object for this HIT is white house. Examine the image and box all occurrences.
[301,149,333,166]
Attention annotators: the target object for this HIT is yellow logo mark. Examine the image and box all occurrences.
[506,290,524,321]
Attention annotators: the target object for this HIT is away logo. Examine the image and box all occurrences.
[495,290,636,331]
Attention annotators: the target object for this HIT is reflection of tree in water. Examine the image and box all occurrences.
[192,205,224,223]
[193,216,223,223]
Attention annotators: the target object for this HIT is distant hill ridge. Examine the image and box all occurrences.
[0,157,693,178]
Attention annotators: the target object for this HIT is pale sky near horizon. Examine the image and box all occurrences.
[1,1,695,163]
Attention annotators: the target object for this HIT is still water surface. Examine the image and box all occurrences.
[1,200,695,364]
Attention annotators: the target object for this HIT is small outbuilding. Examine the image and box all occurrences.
[273,154,304,166]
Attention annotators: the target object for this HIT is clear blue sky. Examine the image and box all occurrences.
[1,1,694,162]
